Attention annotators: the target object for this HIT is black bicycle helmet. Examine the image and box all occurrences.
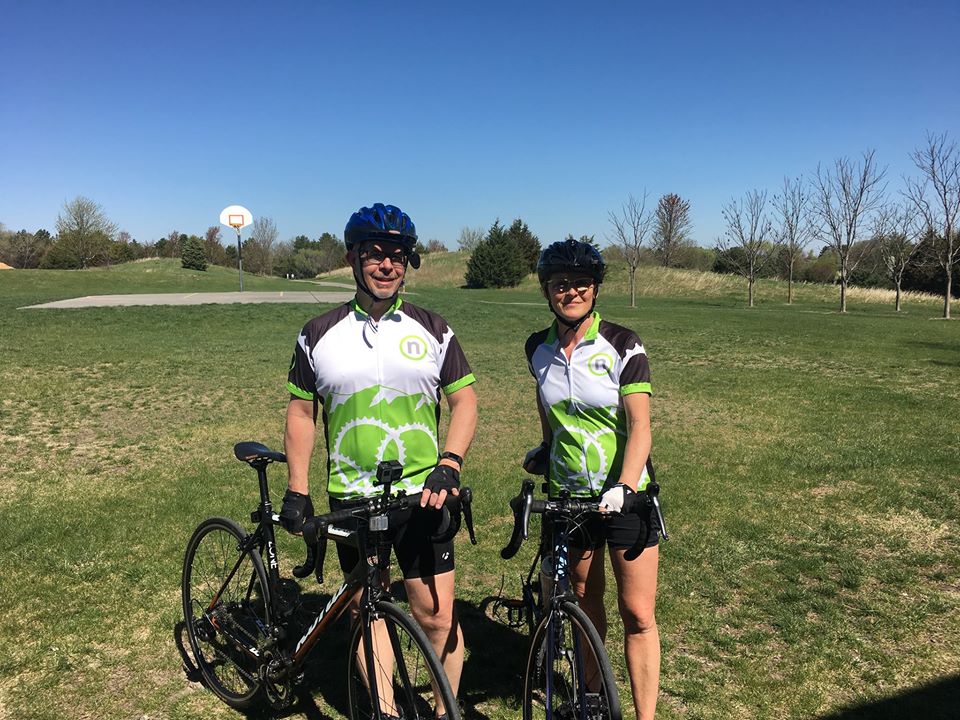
[536,238,605,286]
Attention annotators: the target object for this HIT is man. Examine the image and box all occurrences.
[281,203,477,714]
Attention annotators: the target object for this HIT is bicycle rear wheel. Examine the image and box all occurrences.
[523,600,621,720]
[182,517,271,708]
[347,600,460,720]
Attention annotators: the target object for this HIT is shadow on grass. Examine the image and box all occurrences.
[816,674,960,720]
[174,584,531,720]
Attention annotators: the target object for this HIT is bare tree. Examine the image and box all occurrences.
[607,192,653,307]
[54,196,118,268]
[651,193,693,267]
[905,132,960,319]
[873,202,924,312]
[0,228,51,268]
[812,150,887,313]
[772,176,814,304]
[719,190,774,307]
[247,216,279,275]
[457,226,484,253]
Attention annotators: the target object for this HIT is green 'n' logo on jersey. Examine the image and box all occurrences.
[587,352,613,376]
[400,335,428,360]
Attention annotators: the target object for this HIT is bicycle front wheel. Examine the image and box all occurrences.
[182,517,271,709]
[523,600,621,720]
[347,600,460,720]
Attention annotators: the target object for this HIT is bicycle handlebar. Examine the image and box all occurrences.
[500,481,605,560]
[500,479,668,561]
[296,488,475,584]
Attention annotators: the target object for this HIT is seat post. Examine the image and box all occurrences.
[255,463,273,511]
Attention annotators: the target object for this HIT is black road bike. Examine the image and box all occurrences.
[181,441,475,719]
[498,479,668,720]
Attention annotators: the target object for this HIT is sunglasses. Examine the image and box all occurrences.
[360,249,408,268]
[548,277,594,295]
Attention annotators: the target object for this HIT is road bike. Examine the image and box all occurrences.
[181,441,474,719]
[497,478,668,720]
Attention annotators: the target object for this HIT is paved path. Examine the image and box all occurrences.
[21,290,355,309]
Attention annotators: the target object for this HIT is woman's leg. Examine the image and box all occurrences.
[610,545,659,720]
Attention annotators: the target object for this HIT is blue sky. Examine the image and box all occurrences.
[1,0,958,248]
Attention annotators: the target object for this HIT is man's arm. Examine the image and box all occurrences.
[422,383,478,509]
[284,397,317,494]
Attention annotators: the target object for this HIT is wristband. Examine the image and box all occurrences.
[439,451,464,467]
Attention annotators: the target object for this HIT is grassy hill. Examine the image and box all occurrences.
[1,260,958,719]
[327,250,953,312]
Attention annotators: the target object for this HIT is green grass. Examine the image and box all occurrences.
[0,260,958,719]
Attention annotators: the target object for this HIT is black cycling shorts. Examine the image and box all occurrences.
[566,497,661,553]
[329,497,455,580]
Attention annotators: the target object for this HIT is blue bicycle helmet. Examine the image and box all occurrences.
[537,238,605,286]
[345,203,418,251]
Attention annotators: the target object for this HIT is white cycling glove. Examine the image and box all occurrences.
[599,483,635,513]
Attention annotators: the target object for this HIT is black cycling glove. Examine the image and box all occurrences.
[279,489,314,533]
[523,441,549,476]
[423,464,460,494]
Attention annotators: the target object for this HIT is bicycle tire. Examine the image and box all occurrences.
[182,517,271,709]
[347,599,461,720]
[523,600,622,720]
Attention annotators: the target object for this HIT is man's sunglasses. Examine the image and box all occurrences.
[360,249,408,268]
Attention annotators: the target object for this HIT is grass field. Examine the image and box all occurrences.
[1,259,958,720]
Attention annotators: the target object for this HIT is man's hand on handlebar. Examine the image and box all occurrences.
[279,489,314,534]
[420,463,460,509]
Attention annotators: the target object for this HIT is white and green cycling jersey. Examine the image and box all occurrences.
[525,311,653,498]
[287,298,476,499]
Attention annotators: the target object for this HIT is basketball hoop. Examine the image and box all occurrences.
[219,205,254,292]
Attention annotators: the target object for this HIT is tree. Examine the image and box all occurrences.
[464,220,526,288]
[181,235,208,271]
[651,193,693,267]
[0,228,52,268]
[719,190,774,307]
[812,150,886,313]
[53,196,117,268]
[873,203,924,312]
[905,131,960,319]
[204,225,228,266]
[425,239,448,253]
[246,216,279,275]
[772,176,814,304]
[608,193,654,307]
[505,218,541,273]
[457,226,485,253]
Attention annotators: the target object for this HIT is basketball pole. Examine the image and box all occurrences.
[235,227,244,292]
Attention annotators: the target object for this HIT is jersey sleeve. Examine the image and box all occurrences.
[619,336,652,396]
[439,333,476,394]
[525,328,549,377]
[286,327,317,400]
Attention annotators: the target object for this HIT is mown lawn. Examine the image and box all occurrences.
[0,261,957,720]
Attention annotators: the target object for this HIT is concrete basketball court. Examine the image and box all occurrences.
[20,285,357,310]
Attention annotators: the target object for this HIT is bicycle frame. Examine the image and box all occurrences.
[216,458,393,675]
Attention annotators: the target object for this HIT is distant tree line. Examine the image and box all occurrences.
[0,197,451,279]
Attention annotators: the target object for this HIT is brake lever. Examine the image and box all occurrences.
[460,487,477,545]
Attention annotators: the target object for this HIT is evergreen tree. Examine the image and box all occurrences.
[506,218,541,273]
[181,235,208,271]
[465,220,527,288]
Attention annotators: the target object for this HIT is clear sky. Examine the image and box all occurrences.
[2,0,958,248]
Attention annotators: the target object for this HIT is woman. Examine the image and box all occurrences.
[522,238,661,720]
